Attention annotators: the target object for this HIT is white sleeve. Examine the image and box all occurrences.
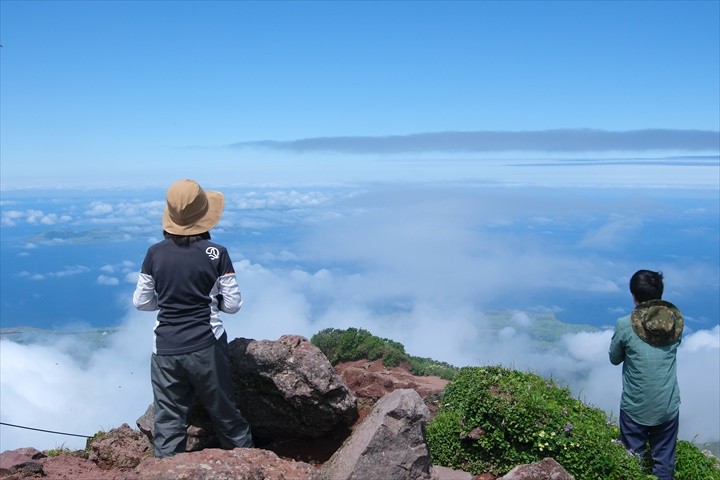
[133,272,158,311]
[218,274,242,314]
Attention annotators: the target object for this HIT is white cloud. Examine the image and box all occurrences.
[1,209,71,227]
[71,200,164,231]
[53,266,91,277]
[677,326,720,444]
[0,315,153,451]
[84,202,114,216]
[230,190,334,210]
[579,215,644,249]
[1,211,21,227]
[681,326,720,351]
[96,275,120,286]
[259,250,298,263]
[511,311,533,327]
[18,266,91,281]
[100,261,138,282]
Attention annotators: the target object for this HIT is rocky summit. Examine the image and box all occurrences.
[0,335,576,480]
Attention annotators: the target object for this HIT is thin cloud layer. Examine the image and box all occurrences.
[230,129,720,154]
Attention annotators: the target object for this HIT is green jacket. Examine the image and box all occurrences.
[609,304,682,426]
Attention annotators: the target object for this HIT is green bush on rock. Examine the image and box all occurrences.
[311,327,459,380]
[427,365,653,479]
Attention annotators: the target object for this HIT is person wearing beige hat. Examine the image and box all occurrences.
[133,179,253,458]
[609,270,683,480]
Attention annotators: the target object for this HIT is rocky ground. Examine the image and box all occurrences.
[1,359,485,480]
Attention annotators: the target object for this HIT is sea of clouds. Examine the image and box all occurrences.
[1,180,718,451]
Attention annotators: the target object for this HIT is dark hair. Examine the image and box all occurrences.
[163,230,211,247]
[629,269,664,303]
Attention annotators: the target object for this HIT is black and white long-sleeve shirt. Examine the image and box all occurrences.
[132,238,241,355]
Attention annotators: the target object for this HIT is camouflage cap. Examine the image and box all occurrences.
[631,299,684,347]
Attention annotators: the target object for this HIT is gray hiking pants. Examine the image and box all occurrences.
[150,334,253,458]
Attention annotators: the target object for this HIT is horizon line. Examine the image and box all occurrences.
[227,128,720,154]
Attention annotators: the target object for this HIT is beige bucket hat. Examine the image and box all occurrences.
[162,179,224,235]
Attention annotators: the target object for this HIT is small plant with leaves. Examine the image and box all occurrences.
[44,443,72,457]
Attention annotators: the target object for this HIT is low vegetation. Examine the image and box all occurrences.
[312,327,720,479]
[427,366,656,479]
[43,445,72,457]
[310,327,459,380]
[675,440,720,480]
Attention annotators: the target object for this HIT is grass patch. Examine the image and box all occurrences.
[311,327,459,380]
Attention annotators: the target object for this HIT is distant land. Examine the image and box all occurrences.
[481,311,597,345]
[25,228,131,245]
[0,309,597,356]
[0,326,118,344]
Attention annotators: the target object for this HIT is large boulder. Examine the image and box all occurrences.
[229,335,358,442]
[133,447,318,480]
[499,457,576,480]
[319,388,432,480]
[137,335,358,451]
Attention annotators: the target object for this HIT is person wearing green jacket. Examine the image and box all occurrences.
[609,269,683,480]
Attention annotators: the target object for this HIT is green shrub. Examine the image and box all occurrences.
[675,440,720,480]
[426,366,654,479]
[407,355,459,380]
[311,327,459,380]
[311,327,404,365]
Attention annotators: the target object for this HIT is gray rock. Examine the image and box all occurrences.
[430,465,474,480]
[499,457,576,480]
[319,388,432,480]
[137,334,358,449]
[229,335,358,441]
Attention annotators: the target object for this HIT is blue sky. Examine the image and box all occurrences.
[1,0,719,188]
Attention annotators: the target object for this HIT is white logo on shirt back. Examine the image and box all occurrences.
[206,247,220,260]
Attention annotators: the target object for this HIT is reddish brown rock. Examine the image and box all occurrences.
[0,450,43,477]
[334,359,449,416]
[39,453,138,480]
[133,447,318,480]
[86,423,152,470]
